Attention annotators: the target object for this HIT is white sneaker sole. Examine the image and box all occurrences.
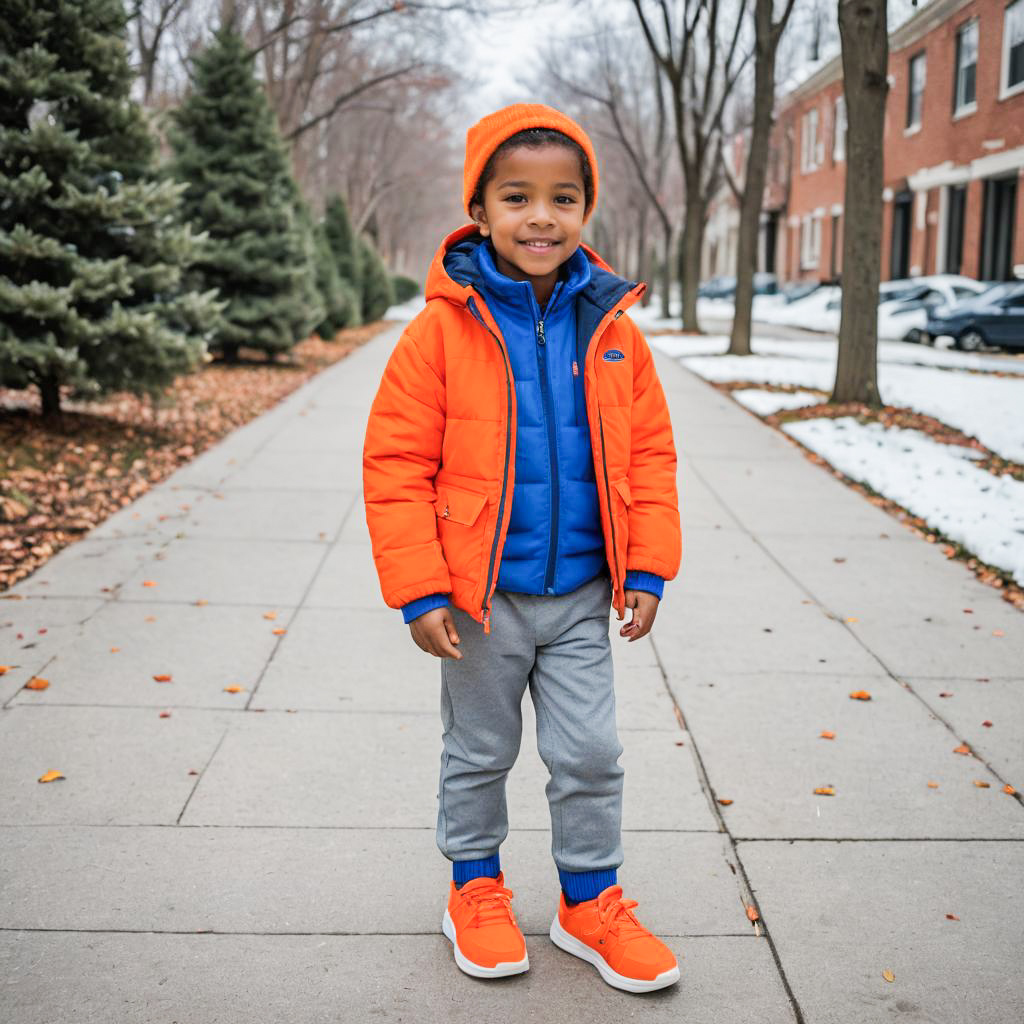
[442,908,530,978]
[549,915,680,993]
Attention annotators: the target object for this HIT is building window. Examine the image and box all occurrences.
[801,108,820,172]
[906,52,926,128]
[1004,0,1024,96]
[800,213,822,269]
[833,96,847,161]
[953,19,978,113]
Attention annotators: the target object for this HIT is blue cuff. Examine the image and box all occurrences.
[401,592,450,623]
[624,570,664,600]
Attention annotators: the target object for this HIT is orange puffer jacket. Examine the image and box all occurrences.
[363,223,681,634]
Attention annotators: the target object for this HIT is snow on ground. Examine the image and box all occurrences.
[383,295,426,321]
[782,417,1024,586]
[649,338,1024,462]
[731,389,825,415]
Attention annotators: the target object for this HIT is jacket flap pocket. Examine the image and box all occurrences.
[612,475,632,506]
[434,484,488,526]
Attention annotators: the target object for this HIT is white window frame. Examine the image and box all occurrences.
[1002,0,1024,99]
[906,51,926,131]
[833,95,847,162]
[800,212,822,270]
[801,108,820,173]
[953,18,979,117]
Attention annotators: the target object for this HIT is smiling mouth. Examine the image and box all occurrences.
[519,239,561,252]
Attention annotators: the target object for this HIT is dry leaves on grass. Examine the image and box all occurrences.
[1,324,389,592]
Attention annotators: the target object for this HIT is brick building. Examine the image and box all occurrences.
[710,0,1024,285]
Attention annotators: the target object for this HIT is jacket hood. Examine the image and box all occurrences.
[424,223,645,317]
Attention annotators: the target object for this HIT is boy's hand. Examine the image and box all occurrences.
[618,589,659,642]
[409,607,463,659]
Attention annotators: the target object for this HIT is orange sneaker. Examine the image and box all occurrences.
[550,883,680,992]
[441,871,529,978]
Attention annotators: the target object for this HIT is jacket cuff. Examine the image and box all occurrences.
[401,592,450,623]
[624,570,664,600]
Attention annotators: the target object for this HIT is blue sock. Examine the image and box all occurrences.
[559,866,618,905]
[453,852,501,888]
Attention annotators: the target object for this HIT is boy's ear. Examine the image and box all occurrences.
[469,200,490,237]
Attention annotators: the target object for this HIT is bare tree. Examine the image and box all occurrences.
[630,0,751,332]
[728,0,796,355]
[832,0,887,405]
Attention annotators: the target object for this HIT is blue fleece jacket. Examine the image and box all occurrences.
[402,237,663,624]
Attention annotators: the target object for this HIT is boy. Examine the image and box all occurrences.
[362,103,682,993]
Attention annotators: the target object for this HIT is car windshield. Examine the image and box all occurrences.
[975,283,1014,303]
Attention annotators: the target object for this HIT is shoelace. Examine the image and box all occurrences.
[461,882,517,927]
[593,886,651,947]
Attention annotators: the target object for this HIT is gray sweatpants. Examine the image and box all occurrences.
[436,569,624,874]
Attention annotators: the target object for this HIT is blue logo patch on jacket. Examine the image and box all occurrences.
[603,349,626,362]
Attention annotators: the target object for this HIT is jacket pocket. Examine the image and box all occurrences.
[612,475,632,507]
[434,483,488,527]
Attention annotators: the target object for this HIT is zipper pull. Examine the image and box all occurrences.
[572,359,578,377]
[536,320,546,345]
[482,608,491,634]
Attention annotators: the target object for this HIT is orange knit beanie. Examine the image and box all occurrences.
[463,103,599,223]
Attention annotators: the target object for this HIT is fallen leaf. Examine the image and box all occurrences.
[263,611,278,620]
[814,786,835,796]
[153,673,172,682]
[938,691,953,698]
[982,720,993,728]
[223,684,245,693]
[1004,784,1016,795]
[952,743,971,755]
[845,616,859,623]
[849,690,872,700]
[271,627,287,635]
[746,905,759,922]
[882,969,895,983]
[0,666,10,675]
[159,711,171,718]
[195,599,208,606]
[973,780,991,788]
[110,646,120,653]
[141,580,157,587]
[144,615,156,622]
[718,797,734,806]
[38,770,64,783]
[819,730,836,739]
[927,781,939,788]
[24,677,49,690]
[992,629,1004,637]
[945,913,959,921]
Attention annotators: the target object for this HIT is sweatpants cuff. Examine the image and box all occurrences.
[452,852,501,885]
[558,866,618,902]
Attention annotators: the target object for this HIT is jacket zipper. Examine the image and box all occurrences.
[467,296,512,634]
[534,281,563,595]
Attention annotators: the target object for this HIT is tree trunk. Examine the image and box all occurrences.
[661,221,673,320]
[679,188,704,332]
[38,374,64,429]
[834,0,888,406]
[730,0,786,356]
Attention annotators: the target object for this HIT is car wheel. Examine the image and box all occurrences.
[904,328,922,344]
[956,330,987,352]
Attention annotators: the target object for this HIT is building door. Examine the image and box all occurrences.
[829,213,842,282]
[980,176,1018,281]
[944,184,967,274]
[763,212,778,274]
[890,192,913,280]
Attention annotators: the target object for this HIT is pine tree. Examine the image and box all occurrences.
[323,193,362,324]
[0,0,216,423]
[358,235,395,323]
[312,221,357,338]
[293,196,326,344]
[166,21,313,362]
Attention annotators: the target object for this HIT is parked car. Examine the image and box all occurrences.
[876,276,991,342]
[781,281,821,303]
[924,281,1024,351]
[698,275,736,299]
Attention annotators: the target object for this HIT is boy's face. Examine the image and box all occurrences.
[470,144,587,302]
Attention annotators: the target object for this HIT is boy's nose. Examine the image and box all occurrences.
[527,202,556,226]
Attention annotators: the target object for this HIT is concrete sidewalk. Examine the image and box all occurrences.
[1,321,1021,1023]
